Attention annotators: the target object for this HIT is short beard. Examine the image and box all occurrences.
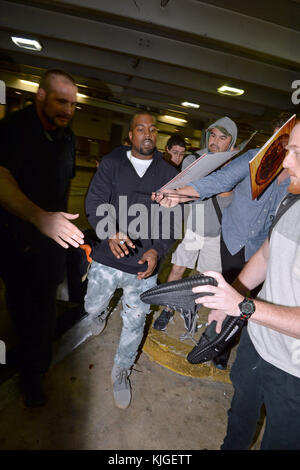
[139,146,154,156]
[288,181,300,195]
[41,100,70,128]
[41,107,56,127]
[131,143,155,156]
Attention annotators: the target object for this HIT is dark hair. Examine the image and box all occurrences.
[166,134,186,150]
[272,112,293,132]
[129,111,156,130]
[39,69,77,92]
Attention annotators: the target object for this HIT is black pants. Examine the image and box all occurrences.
[1,233,65,375]
[222,327,300,450]
[202,235,246,355]
[220,234,245,284]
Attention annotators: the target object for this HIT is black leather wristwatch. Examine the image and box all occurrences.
[238,298,256,320]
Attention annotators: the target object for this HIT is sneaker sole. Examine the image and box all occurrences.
[153,324,168,332]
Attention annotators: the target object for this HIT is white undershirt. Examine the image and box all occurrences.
[127,150,152,178]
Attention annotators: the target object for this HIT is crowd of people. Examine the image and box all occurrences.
[0,68,299,450]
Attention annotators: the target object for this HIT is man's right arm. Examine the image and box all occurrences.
[238,237,269,291]
[152,185,200,207]
[0,166,84,249]
[193,239,269,332]
[154,149,255,208]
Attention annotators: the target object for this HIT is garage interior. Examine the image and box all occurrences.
[0,0,299,451]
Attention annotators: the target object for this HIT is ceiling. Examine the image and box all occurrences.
[0,0,300,143]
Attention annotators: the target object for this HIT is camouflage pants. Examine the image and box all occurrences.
[84,261,157,369]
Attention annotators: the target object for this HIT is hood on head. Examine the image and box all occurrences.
[205,116,238,151]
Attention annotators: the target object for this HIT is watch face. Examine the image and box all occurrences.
[242,301,253,314]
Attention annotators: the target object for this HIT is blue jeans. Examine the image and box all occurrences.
[221,327,300,450]
[84,261,157,369]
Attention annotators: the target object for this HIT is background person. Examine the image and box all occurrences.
[0,69,84,407]
[164,134,186,169]
[153,117,237,336]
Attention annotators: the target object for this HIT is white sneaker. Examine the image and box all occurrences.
[111,364,131,409]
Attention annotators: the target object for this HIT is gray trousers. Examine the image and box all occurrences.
[85,261,157,369]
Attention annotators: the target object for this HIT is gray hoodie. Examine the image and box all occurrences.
[205,116,238,151]
[182,116,238,240]
[182,116,238,170]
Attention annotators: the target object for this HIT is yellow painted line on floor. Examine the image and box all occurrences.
[143,327,231,384]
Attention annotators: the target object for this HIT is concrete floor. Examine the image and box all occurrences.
[0,301,239,451]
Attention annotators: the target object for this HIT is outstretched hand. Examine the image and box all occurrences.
[34,211,85,249]
[151,189,181,208]
[151,186,200,207]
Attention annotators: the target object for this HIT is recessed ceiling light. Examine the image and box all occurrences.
[217,85,244,96]
[11,36,42,51]
[181,101,200,109]
[20,79,39,87]
[164,115,187,123]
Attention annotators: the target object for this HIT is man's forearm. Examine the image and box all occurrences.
[176,185,200,200]
[0,166,45,226]
[237,238,269,291]
[0,166,84,249]
[250,301,300,339]
[195,238,300,339]
[235,239,300,338]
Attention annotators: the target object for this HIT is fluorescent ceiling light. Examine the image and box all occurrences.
[20,79,39,87]
[181,101,199,109]
[11,36,42,51]
[77,93,88,98]
[164,115,187,123]
[217,85,244,96]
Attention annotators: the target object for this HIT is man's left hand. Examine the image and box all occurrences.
[137,249,158,280]
[192,271,244,316]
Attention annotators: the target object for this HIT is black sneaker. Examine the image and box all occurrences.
[153,309,174,331]
[141,274,217,312]
[187,316,244,365]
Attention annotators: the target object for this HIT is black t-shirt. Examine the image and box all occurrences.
[0,104,76,271]
[0,104,75,212]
